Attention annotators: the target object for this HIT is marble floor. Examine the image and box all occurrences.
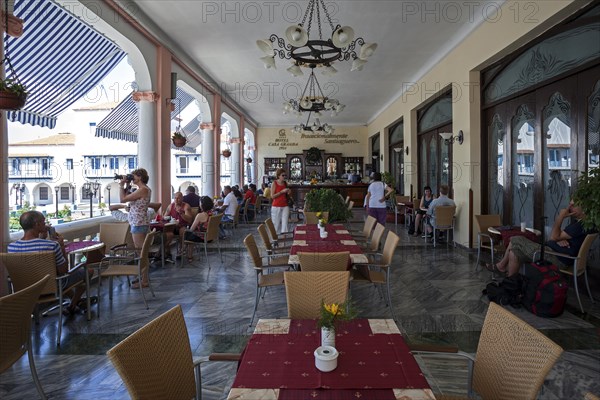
[1,211,599,399]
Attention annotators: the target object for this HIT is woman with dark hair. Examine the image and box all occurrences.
[184,196,215,262]
[119,168,151,288]
[413,186,434,236]
[364,172,393,226]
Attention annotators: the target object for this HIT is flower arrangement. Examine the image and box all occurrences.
[317,300,356,330]
[318,217,327,228]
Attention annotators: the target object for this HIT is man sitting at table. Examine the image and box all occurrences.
[488,201,594,276]
[7,211,89,315]
[425,184,455,241]
[163,192,194,261]
[183,185,200,208]
[215,185,237,238]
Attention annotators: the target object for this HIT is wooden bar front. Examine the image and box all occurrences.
[288,183,368,208]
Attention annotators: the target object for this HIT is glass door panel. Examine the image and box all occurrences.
[488,113,505,215]
[588,79,600,171]
[511,104,535,226]
[543,92,573,232]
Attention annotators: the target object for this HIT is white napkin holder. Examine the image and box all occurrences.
[314,346,338,372]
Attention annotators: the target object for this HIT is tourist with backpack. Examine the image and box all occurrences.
[486,201,594,277]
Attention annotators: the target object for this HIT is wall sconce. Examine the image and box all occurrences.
[372,155,378,160]
[439,130,464,145]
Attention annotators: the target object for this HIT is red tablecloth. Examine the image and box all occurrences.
[293,226,353,242]
[232,319,429,399]
[150,221,177,232]
[494,226,539,247]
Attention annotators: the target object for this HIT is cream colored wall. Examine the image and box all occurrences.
[367,0,590,248]
[256,126,369,179]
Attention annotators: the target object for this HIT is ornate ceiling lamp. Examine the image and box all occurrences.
[282,67,345,118]
[256,0,377,75]
[292,112,334,135]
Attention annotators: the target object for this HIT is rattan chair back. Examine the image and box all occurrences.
[244,234,264,270]
[255,195,264,214]
[1,251,57,299]
[433,205,456,228]
[298,251,350,272]
[138,230,159,276]
[265,218,278,241]
[257,224,275,252]
[472,302,563,399]
[573,233,598,276]
[361,215,377,239]
[475,215,502,246]
[205,213,222,243]
[0,274,50,399]
[381,231,400,265]
[284,271,350,319]
[367,223,386,252]
[304,211,329,225]
[0,274,50,373]
[107,305,196,400]
[100,222,131,254]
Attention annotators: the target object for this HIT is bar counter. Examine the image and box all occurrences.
[288,182,368,208]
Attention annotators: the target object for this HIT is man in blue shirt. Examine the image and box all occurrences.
[8,211,88,315]
[425,185,456,239]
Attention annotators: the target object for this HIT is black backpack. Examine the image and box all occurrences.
[483,274,524,307]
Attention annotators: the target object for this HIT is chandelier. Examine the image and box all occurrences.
[292,113,334,135]
[283,67,345,117]
[256,0,377,74]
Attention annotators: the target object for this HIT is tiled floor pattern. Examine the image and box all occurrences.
[1,212,599,399]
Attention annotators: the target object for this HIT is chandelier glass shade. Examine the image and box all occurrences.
[257,0,377,74]
[292,113,334,135]
[283,68,345,118]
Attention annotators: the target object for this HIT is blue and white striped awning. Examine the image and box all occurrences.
[95,87,196,152]
[4,0,126,129]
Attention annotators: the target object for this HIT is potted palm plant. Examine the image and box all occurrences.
[0,78,27,110]
[573,166,600,230]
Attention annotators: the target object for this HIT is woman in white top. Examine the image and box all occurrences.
[364,172,394,226]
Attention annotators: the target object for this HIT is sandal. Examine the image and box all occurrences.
[485,263,506,273]
[131,281,149,289]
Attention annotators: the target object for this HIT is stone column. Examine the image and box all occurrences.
[200,122,216,197]
[230,137,241,186]
[132,91,158,199]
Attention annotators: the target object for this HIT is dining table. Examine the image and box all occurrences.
[288,224,369,266]
[227,318,435,400]
[65,240,105,320]
[149,219,178,267]
[488,225,541,247]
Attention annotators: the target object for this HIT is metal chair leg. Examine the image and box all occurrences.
[27,337,47,399]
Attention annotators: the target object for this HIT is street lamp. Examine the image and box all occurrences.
[54,186,60,216]
[83,181,101,218]
[71,184,76,209]
[106,185,111,207]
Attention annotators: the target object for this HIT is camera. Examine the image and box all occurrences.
[47,226,57,240]
[114,173,134,182]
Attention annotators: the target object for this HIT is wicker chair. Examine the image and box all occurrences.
[0,275,50,399]
[244,234,287,326]
[107,305,240,400]
[96,231,158,315]
[265,217,294,246]
[411,302,563,400]
[221,203,241,237]
[360,222,386,253]
[256,225,293,270]
[534,233,598,313]
[428,205,456,247]
[349,215,377,241]
[475,215,503,270]
[304,211,329,225]
[0,251,87,346]
[99,222,131,255]
[298,251,350,272]
[284,271,350,319]
[181,214,223,268]
[351,231,400,321]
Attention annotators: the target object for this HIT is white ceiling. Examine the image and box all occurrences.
[127,0,503,128]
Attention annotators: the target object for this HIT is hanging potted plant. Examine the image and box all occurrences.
[222,148,232,158]
[0,77,27,111]
[172,129,187,147]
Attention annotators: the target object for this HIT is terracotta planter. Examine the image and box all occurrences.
[172,137,187,147]
[0,91,26,110]
[222,149,232,158]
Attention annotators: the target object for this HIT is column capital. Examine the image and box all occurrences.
[200,122,216,130]
[132,91,160,103]
[230,137,242,144]
[1,11,23,37]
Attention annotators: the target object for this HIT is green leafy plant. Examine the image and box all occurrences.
[304,188,352,222]
[573,166,600,230]
[172,130,185,140]
[0,78,27,97]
